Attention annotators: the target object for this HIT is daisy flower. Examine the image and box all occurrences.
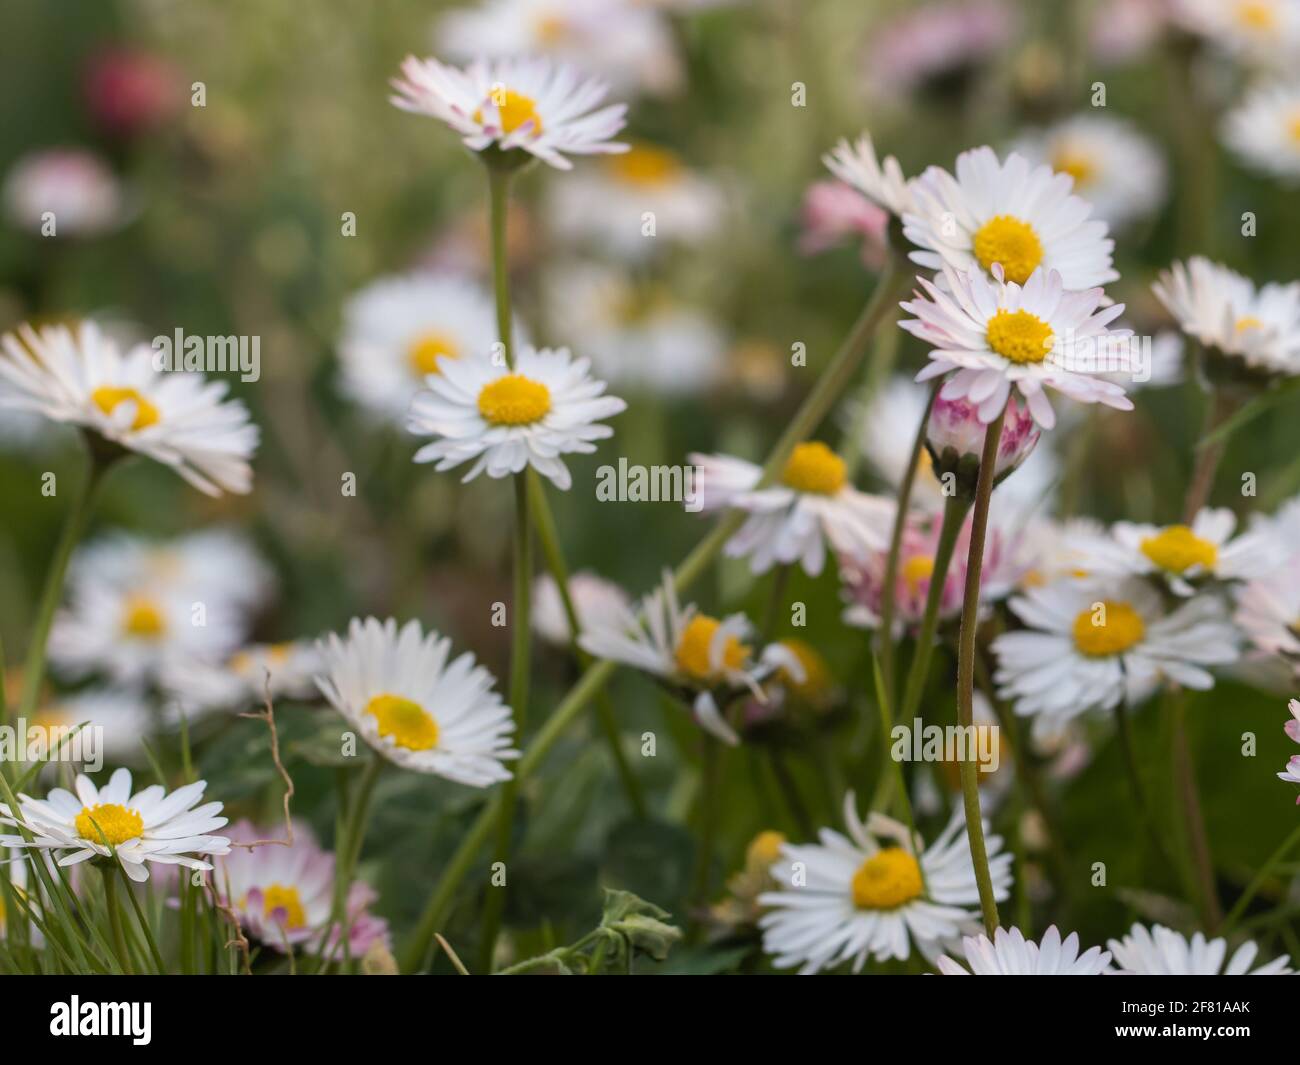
[162,641,324,716]
[993,577,1240,738]
[578,571,788,745]
[337,273,504,426]
[1067,508,1283,596]
[1012,114,1167,229]
[315,617,517,787]
[936,925,1112,975]
[1171,0,1300,67]
[1235,557,1300,676]
[531,571,632,645]
[389,55,628,171]
[903,146,1118,292]
[212,820,389,957]
[0,767,230,883]
[797,179,889,268]
[1153,257,1300,380]
[757,794,1012,972]
[3,148,126,237]
[407,345,625,490]
[0,321,258,496]
[822,132,916,218]
[688,444,894,576]
[1277,699,1300,798]
[902,262,1134,429]
[1108,923,1294,975]
[1224,81,1300,184]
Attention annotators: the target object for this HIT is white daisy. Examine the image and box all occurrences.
[0,321,258,496]
[578,571,786,745]
[546,140,723,259]
[993,577,1240,738]
[936,925,1112,975]
[1108,922,1294,975]
[1172,0,1300,67]
[390,55,628,170]
[1012,114,1167,229]
[161,640,324,716]
[757,793,1012,972]
[1067,508,1283,595]
[1224,81,1300,184]
[315,617,517,786]
[903,146,1118,291]
[822,132,916,218]
[337,273,506,426]
[1153,257,1300,380]
[902,263,1134,429]
[1277,699,1300,797]
[407,345,625,490]
[213,819,389,956]
[1235,556,1300,675]
[0,767,230,883]
[689,444,894,577]
[532,571,632,645]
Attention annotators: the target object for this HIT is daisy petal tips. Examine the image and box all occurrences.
[900,263,1134,430]
[389,55,628,170]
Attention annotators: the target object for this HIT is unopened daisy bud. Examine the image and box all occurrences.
[925,392,1041,499]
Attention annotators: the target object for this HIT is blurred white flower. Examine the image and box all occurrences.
[1223,80,1300,185]
[1108,922,1293,974]
[3,148,126,237]
[532,571,632,645]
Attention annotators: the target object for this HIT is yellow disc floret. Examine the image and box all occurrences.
[474,88,542,135]
[477,374,551,426]
[1140,524,1218,575]
[986,309,1055,365]
[261,883,308,929]
[902,554,936,595]
[972,215,1044,285]
[1051,148,1095,188]
[851,848,924,910]
[780,441,846,495]
[674,615,749,682]
[605,143,683,186]
[364,693,440,751]
[75,803,144,847]
[91,386,160,431]
[746,830,787,869]
[1072,599,1145,657]
[407,331,460,376]
[122,596,166,639]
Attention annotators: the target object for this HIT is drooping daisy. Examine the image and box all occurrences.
[903,263,1134,428]
[1108,922,1294,975]
[435,0,682,98]
[0,321,258,496]
[1067,508,1283,596]
[1235,557,1300,677]
[904,146,1118,292]
[1012,114,1167,229]
[389,55,628,171]
[1171,0,1300,67]
[407,345,625,490]
[1153,257,1300,381]
[1277,699,1300,799]
[337,273,505,425]
[937,925,1111,975]
[0,767,230,883]
[531,571,632,645]
[546,140,723,258]
[924,390,1042,497]
[1224,81,1300,184]
[993,577,1240,738]
[315,617,517,786]
[578,571,788,745]
[822,132,916,218]
[688,444,894,576]
[212,820,390,957]
[757,793,1012,972]
[161,640,324,716]
[3,148,126,237]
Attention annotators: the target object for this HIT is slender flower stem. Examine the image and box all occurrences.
[400,251,911,973]
[487,164,516,369]
[101,866,133,974]
[1112,701,1173,869]
[898,493,971,723]
[876,381,941,711]
[327,755,383,970]
[689,734,723,924]
[955,405,1007,936]
[1223,822,1300,932]
[1183,389,1237,523]
[1171,693,1222,930]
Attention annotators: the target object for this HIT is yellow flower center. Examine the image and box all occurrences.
[1289,113,1300,145]
[986,309,1055,365]
[972,215,1044,285]
[1051,148,1095,188]
[477,374,551,426]
[122,596,166,639]
[1236,0,1277,30]
[674,615,750,682]
[604,143,683,186]
[474,88,543,135]
[746,830,786,868]
[534,14,569,44]
[75,803,144,847]
[1235,315,1264,333]
[1071,599,1146,657]
[364,693,440,751]
[902,554,936,595]
[261,883,308,929]
[91,386,160,431]
[1140,524,1218,574]
[851,848,924,910]
[775,638,832,702]
[780,441,846,495]
[407,331,460,377]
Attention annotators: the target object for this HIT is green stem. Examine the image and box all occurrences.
[1223,822,1300,932]
[1113,701,1173,869]
[400,252,910,973]
[955,404,1007,937]
[327,755,382,969]
[690,734,722,918]
[487,165,515,369]
[1171,694,1221,930]
[101,866,133,974]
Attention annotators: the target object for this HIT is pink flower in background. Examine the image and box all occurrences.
[1279,699,1300,801]
[927,391,1041,488]
[84,48,181,136]
[797,179,888,268]
[862,0,1017,99]
[3,148,125,237]
[1090,0,1172,64]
